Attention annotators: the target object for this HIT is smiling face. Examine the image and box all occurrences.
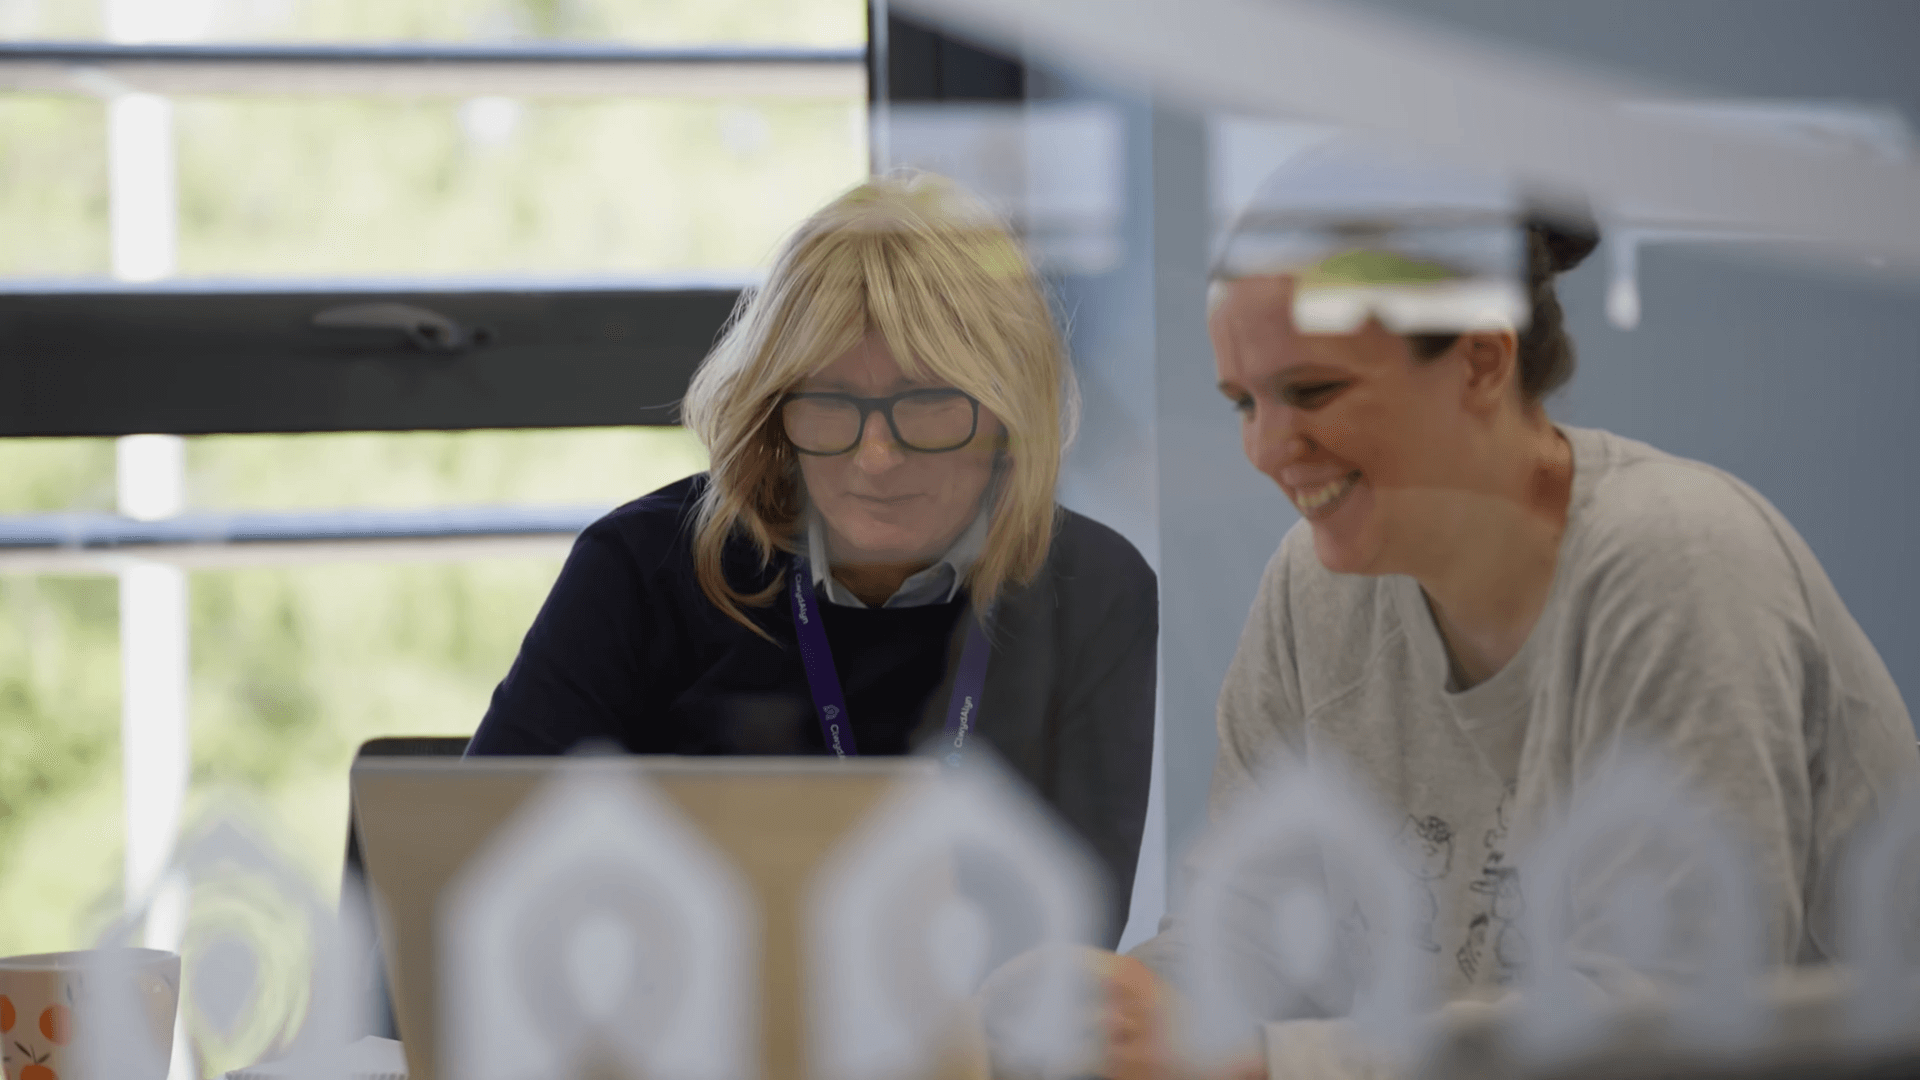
[1211,275,1490,577]
[794,329,1003,566]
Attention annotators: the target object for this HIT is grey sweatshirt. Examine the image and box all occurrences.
[1131,426,1919,1069]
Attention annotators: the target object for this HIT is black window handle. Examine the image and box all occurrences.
[312,302,493,354]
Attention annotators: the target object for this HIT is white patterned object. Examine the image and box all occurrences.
[63,948,180,1080]
[1173,755,1428,1072]
[86,804,374,1080]
[226,1035,408,1080]
[1215,136,1531,336]
[808,751,1104,1080]
[1840,779,1920,1052]
[1511,750,1768,1065]
[438,760,757,1080]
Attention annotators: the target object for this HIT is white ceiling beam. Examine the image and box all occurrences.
[897,0,1920,266]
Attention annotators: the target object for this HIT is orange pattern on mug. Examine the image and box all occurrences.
[18,1042,57,1080]
[38,1003,70,1046]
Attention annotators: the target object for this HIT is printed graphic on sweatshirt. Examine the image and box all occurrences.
[1395,813,1455,954]
[1458,783,1527,983]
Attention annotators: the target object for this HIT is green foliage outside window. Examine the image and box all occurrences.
[0,429,710,956]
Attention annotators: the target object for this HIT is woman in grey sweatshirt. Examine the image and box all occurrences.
[1098,185,1920,1080]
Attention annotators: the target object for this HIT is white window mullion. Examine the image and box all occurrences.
[105,0,190,945]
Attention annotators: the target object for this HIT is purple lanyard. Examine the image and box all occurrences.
[790,556,992,764]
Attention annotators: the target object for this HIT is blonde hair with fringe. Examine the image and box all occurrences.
[680,171,1080,636]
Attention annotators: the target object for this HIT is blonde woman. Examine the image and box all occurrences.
[469,172,1159,942]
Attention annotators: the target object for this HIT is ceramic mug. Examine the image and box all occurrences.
[0,949,180,1080]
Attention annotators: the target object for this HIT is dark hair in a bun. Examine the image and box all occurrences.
[1410,207,1600,402]
[1528,208,1601,275]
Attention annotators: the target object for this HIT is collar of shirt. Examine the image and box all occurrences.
[806,503,990,609]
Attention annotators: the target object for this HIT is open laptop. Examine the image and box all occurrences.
[349,755,936,1080]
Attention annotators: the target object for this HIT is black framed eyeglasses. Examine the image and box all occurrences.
[779,389,981,455]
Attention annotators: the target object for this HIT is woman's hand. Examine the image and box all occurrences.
[1098,953,1266,1080]
[1099,953,1170,1080]
[974,947,1265,1080]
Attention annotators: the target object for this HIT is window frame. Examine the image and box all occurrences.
[0,12,1022,438]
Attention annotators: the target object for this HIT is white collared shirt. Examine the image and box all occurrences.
[806,504,990,609]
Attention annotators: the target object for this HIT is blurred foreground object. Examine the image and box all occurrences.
[1141,751,1920,1080]
[1839,778,1920,1050]
[1418,963,1920,1080]
[810,752,1106,1080]
[1168,756,1427,1075]
[439,759,757,1080]
[1211,137,1574,335]
[1509,749,1769,1065]
[93,803,372,1080]
[894,0,1920,271]
[225,1035,406,1080]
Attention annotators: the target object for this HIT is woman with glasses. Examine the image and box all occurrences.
[467,172,1159,943]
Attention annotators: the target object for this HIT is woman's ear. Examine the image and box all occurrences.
[1458,330,1520,414]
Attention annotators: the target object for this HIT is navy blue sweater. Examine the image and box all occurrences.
[469,474,1160,942]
